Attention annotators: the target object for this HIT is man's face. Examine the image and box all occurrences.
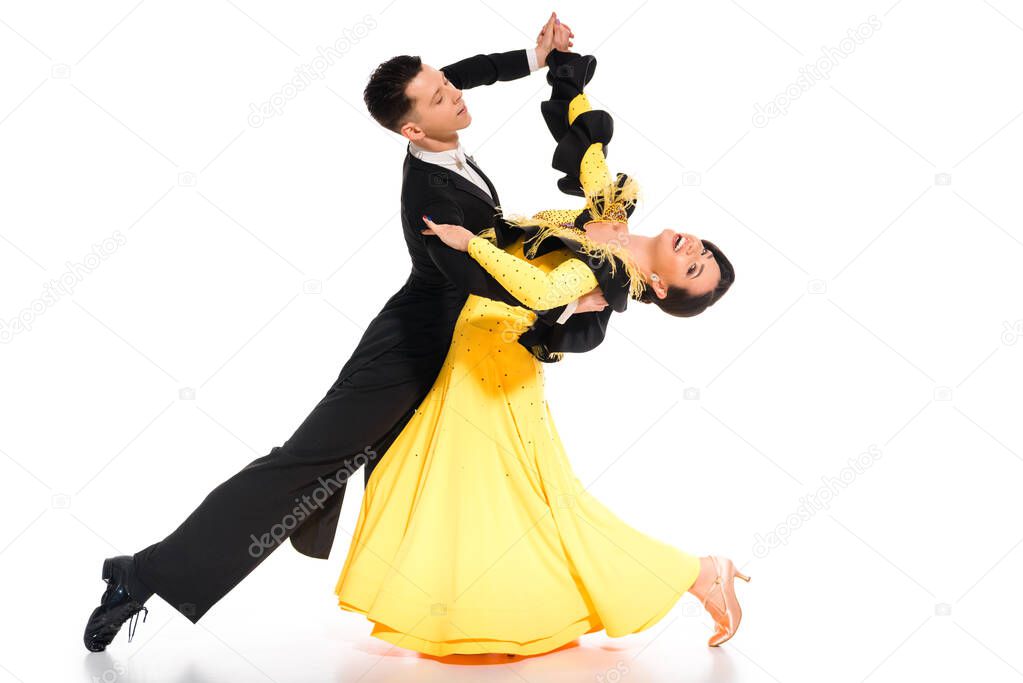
[401,64,471,142]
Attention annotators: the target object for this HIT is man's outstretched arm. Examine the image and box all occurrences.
[440,50,534,90]
[440,12,573,89]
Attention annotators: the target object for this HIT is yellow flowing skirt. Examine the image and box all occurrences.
[334,271,701,656]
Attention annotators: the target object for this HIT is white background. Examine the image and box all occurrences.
[2,0,1022,681]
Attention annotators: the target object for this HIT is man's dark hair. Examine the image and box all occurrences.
[364,55,424,133]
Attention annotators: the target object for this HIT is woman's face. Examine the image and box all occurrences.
[651,229,720,298]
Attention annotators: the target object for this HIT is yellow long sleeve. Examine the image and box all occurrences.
[569,93,614,198]
[467,236,598,310]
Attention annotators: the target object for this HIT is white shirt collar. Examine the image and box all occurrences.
[408,141,472,170]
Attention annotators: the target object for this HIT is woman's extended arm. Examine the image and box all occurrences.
[421,216,599,309]
[568,93,614,197]
[466,235,598,310]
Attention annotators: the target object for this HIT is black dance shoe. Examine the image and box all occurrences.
[83,555,151,652]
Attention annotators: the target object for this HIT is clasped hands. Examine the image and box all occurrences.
[536,11,575,67]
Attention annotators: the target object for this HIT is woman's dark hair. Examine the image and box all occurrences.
[636,239,735,317]
[364,55,423,133]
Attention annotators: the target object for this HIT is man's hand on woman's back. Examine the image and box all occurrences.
[575,286,607,313]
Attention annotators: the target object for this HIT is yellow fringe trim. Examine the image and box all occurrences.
[583,173,641,228]
[485,172,649,302]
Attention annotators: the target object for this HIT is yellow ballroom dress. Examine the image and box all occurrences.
[334,53,702,658]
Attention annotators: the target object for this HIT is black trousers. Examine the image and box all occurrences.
[132,346,442,623]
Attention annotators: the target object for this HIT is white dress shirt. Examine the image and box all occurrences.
[410,48,579,324]
[408,141,494,201]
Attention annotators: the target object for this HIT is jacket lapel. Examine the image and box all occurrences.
[464,156,501,207]
[449,169,496,208]
[406,149,497,210]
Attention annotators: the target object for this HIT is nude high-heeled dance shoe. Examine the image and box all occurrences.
[695,555,751,647]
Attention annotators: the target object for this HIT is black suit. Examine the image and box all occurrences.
[131,49,578,624]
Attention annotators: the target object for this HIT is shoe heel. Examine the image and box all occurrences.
[102,558,114,582]
[735,571,751,583]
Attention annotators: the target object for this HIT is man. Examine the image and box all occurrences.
[83,12,609,652]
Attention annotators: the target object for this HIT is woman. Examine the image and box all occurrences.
[334,50,744,657]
